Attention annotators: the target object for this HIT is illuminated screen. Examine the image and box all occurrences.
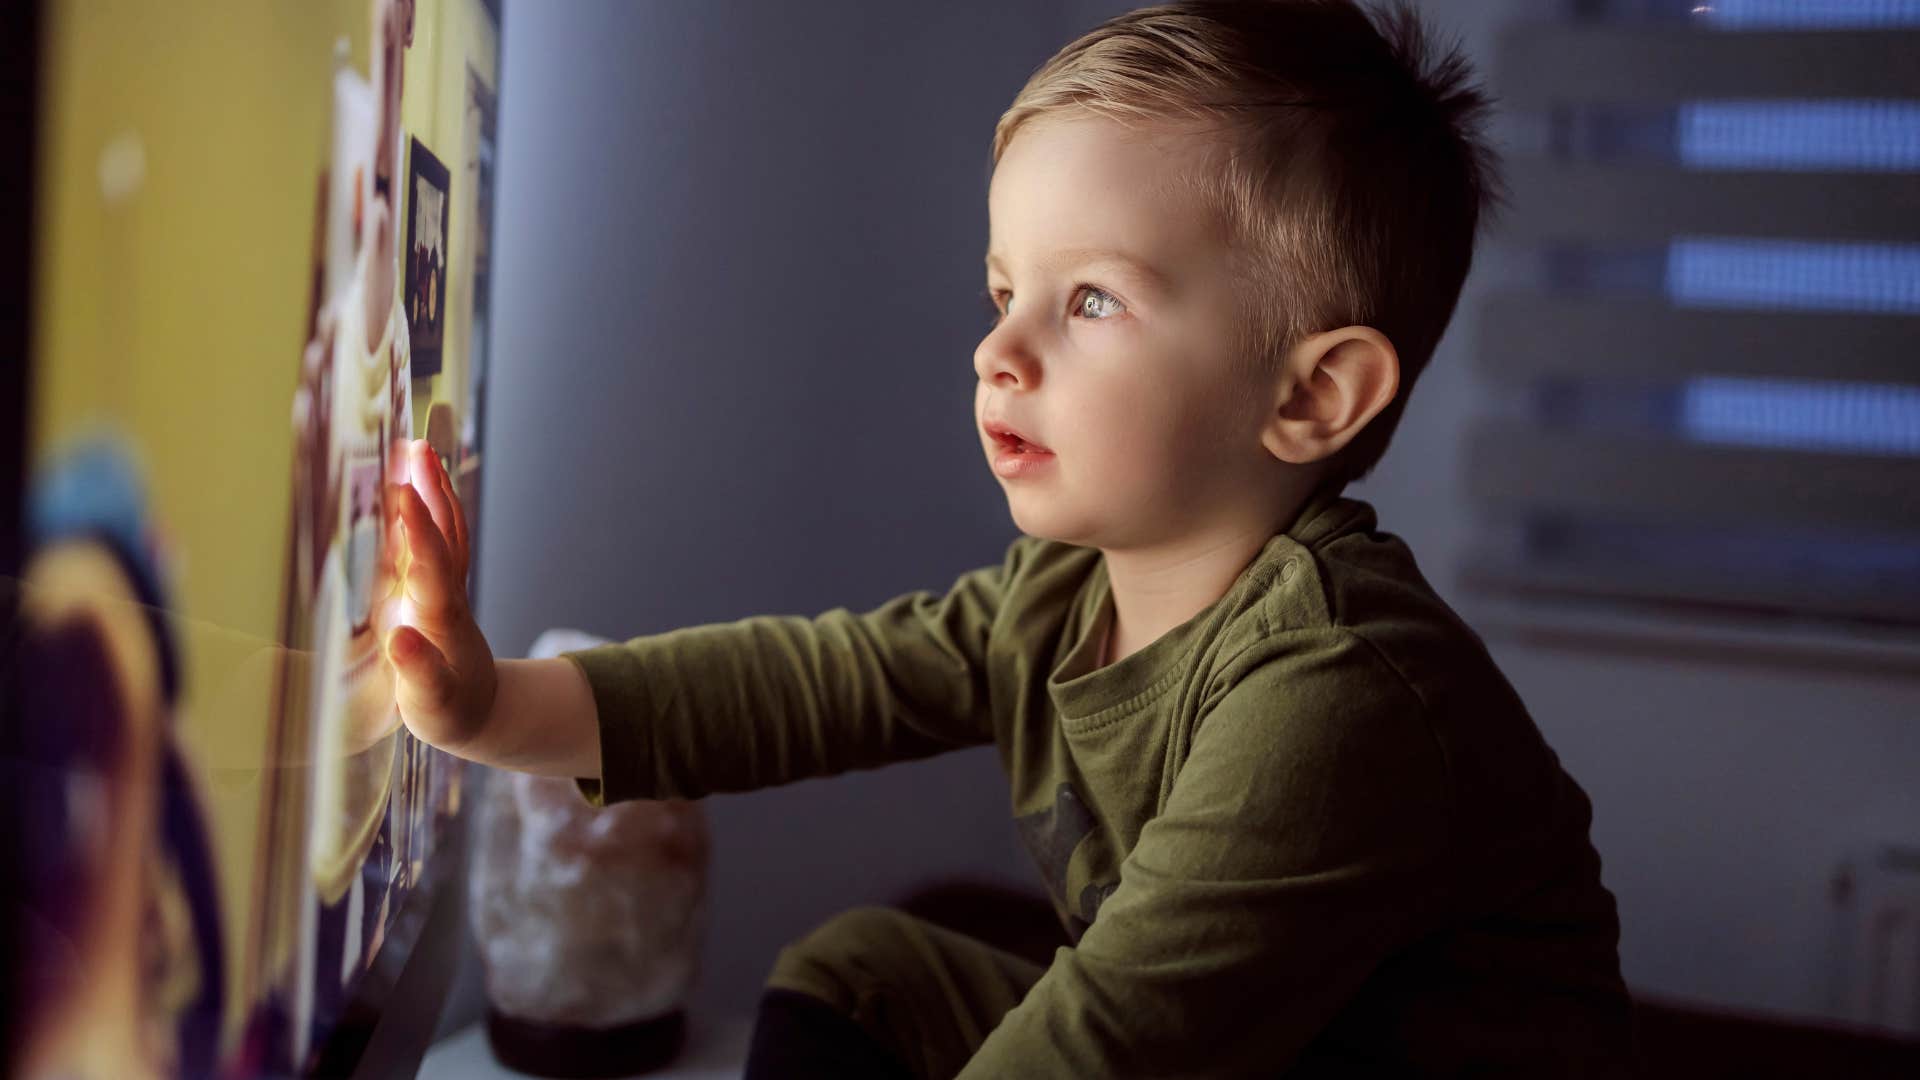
[5,1,500,1076]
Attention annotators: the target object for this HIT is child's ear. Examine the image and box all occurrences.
[1258,326,1399,465]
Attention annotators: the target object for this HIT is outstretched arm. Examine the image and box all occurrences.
[564,537,1034,807]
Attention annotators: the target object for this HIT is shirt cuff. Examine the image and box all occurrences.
[559,643,656,807]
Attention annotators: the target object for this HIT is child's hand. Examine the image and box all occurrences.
[386,438,496,755]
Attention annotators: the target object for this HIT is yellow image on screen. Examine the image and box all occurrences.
[11,1,500,1077]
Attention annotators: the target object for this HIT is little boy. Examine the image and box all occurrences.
[384,1,1639,1075]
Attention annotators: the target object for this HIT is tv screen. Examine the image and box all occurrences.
[4,1,502,1076]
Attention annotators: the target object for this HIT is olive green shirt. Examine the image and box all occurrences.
[563,490,1638,1075]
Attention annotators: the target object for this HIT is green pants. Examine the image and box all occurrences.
[763,906,1051,1079]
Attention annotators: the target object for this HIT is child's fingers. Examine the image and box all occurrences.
[394,480,451,572]
[387,624,458,718]
[393,481,456,613]
[432,452,468,573]
[409,441,460,555]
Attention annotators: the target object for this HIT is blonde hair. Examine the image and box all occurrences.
[991,0,1504,482]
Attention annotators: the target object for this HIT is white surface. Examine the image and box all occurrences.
[527,627,614,660]
[417,1014,752,1080]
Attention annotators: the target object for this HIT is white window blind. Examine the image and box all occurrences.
[1462,0,1920,637]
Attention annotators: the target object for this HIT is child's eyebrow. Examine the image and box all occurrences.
[985,248,1169,295]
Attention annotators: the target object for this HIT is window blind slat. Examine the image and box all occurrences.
[1462,547,1920,627]
[1475,294,1920,385]
[1496,26,1920,102]
[1464,420,1920,533]
[1497,162,1920,243]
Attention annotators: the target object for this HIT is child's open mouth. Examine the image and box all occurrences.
[987,427,1055,478]
[985,419,1051,454]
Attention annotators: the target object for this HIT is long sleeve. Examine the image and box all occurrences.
[959,632,1455,1077]
[565,537,1029,806]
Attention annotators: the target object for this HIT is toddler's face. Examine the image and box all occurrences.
[975,113,1275,550]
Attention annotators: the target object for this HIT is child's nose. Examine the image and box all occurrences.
[974,337,1040,390]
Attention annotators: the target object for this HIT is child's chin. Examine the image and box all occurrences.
[1005,506,1078,544]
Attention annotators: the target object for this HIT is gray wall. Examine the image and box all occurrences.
[439,0,1920,1041]
[456,0,1082,1027]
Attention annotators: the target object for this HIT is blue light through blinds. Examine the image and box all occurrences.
[1677,101,1920,171]
[1681,376,1920,455]
[1690,0,1920,28]
[1666,237,1920,312]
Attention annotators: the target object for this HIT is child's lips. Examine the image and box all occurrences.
[991,440,1055,479]
[986,423,1056,481]
[992,432,1051,454]
[984,421,1051,454]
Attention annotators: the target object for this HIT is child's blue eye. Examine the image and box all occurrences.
[1075,285,1121,320]
[979,285,1121,326]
